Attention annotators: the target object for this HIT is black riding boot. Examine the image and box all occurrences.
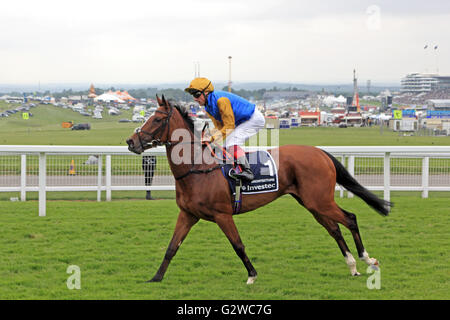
[231,156,254,182]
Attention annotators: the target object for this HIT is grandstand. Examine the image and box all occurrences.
[427,99,450,110]
[401,73,450,93]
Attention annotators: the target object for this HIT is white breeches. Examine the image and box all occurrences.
[224,109,265,148]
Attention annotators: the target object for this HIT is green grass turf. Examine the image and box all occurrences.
[0,195,449,300]
[1,102,449,300]
[0,103,137,146]
[1,103,449,146]
[278,126,450,146]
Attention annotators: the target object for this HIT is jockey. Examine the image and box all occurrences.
[185,77,265,182]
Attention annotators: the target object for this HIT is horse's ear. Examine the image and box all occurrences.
[161,94,170,108]
[156,94,163,106]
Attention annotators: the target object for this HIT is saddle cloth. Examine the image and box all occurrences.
[221,150,279,196]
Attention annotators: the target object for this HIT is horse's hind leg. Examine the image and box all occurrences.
[312,203,380,273]
[339,207,379,270]
[310,213,361,276]
[214,213,258,284]
[291,194,360,276]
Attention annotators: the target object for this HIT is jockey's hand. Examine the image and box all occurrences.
[201,133,212,144]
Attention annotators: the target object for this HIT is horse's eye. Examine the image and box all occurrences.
[154,118,162,123]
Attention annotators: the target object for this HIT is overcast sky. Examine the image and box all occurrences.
[1,0,449,86]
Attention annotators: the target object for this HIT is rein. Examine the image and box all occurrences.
[173,140,226,181]
[173,140,237,181]
[174,162,225,180]
[173,122,234,181]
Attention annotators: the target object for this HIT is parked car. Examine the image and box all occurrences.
[132,114,145,122]
[108,108,120,115]
[71,123,91,130]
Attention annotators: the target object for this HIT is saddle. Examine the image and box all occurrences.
[204,142,279,214]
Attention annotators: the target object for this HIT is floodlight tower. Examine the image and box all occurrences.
[228,56,232,92]
[353,69,360,112]
[434,45,439,74]
[194,61,200,77]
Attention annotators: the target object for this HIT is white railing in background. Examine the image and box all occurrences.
[1,145,450,216]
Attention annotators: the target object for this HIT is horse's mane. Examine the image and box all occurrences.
[167,99,195,133]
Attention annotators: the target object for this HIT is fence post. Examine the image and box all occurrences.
[106,155,111,201]
[39,152,46,217]
[20,154,26,201]
[348,155,355,198]
[97,155,102,202]
[340,156,345,198]
[422,156,429,198]
[384,152,390,203]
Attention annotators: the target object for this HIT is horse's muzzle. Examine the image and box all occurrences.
[126,138,142,154]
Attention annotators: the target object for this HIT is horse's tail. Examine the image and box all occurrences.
[322,150,392,216]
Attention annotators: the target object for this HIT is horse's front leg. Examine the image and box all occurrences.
[215,213,258,284]
[148,210,198,282]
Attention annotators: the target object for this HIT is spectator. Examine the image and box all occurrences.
[142,155,157,200]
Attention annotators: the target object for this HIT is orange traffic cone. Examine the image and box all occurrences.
[69,159,76,175]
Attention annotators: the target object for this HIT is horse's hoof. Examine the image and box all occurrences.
[352,271,361,276]
[146,277,162,283]
[370,264,379,271]
[247,276,257,284]
[369,259,380,271]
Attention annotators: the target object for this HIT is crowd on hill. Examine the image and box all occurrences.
[394,88,450,105]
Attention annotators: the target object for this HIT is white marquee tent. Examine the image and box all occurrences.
[323,95,347,106]
[94,92,125,103]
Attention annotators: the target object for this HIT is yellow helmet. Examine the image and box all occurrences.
[184,77,214,95]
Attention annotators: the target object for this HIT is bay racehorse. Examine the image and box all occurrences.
[126,95,392,284]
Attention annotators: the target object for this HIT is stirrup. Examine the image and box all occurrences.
[228,168,240,180]
[229,168,254,182]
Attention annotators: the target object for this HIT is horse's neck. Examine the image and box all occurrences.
[164,111,217,181]
[165,131,201,179]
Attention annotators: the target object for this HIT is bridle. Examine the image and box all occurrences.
[134,107,174,150]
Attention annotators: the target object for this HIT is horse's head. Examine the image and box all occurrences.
[126,94,174,154]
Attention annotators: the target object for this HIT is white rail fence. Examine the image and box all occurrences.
[1,145,449,216]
